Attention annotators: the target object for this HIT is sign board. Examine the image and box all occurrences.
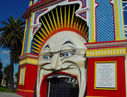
[19,67,26,85]
[95,62,117,90]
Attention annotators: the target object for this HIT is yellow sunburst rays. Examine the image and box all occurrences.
[56,8,60,29]
[81,23,85,35]
[64,6,67,28]
[79,20,83,31]
[40,18,50,36]
[32,31,45,54]
[40,27,48,37]
[73,17,78,29]
[32,39,42,54]
[32,5,89,54]
[70,5,75,28]
[48,14,55,33]
[32,38,42,54]
[75,18,79,31]
[60,7,63,28]
[67,6,71,28]
[84,27,88,41]
[85,33,88,41]
[51,11,58,30]
[82,25,88,36]
[44,16,52,34]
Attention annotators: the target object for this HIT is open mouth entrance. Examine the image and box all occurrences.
[46,74,79,97]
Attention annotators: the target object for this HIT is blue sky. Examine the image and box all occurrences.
[0,0,30,74]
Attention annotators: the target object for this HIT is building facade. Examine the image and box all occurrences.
[17,0,127,97]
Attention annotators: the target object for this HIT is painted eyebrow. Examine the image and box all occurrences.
[63,41,74,45]
[44,44,50,49]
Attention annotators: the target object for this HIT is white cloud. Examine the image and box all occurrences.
[123,4,127,12]
[1,50,10,55]
[4,59,9,63]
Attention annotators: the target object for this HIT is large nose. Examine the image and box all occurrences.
[51,54,62,70]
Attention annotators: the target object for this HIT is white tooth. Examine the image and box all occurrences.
[65,79,68,82]
[69,78,71,82]
[72,79,75,83]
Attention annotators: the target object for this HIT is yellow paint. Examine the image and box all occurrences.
[27,12,33,53]
[38,31,46,40]
[114,0,121,40]
[51,11,58,30]
[64,6,67,28]
[31,5,88,54]
[70,5,75,28]
[32,46,40,51]
[36,34,44,42]
[81,22,85,34]
[94,61,117,90]
[17,89,34,92]
[30,0,33,6]
[83,27,87,36]
[31,50,39,54]
[86,48,126,57]
[32,42,41,48]
[19,58,38,65]
[120,0,125,40]
[73,17,77,29]
[33,38,42,45]
[67,6,70,28]
[79,20,83,31]
[41,27,48,37]
[56,8,60,29]
[60,7,63,28]
[76,18,79,30]
[90,0,96,42]
[40,19,50,35]
[44,16,52,33]
[19,67,26,85]
[21,19,28,56]
[48,14,55,32]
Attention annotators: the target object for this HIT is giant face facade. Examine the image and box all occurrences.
[37,31,87,97]
[31,3,88,97]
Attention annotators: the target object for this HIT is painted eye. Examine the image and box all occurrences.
[43,55,51,60]
[61,52,72,57]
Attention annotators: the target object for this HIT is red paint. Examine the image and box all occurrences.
[17,64,38,97]
[17,90,34,97]
[40,76,48,97]
[87,56,126,97]
[23,0,63,18]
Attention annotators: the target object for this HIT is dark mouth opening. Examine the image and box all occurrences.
[46,74,79,97]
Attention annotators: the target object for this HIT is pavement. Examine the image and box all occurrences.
[0,92,22,97]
